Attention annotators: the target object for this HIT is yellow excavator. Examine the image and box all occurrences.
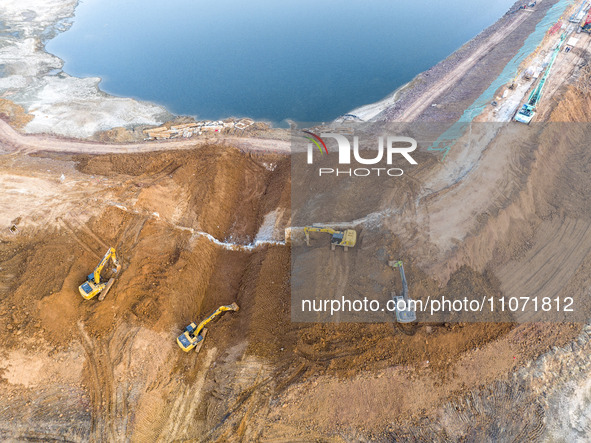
[78,247,121,301]
[177,303,240,352]
[304,226,357,251]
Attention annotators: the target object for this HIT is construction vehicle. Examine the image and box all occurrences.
[514,34,566,124]
[304,226,357,251]
[177,303,240,352]
[390,260,416,323]
[78,247,121,301]
[570,0,587,23]
[582,9,591,32]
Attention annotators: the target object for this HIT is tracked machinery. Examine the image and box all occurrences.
[581,8,591,33]
[79,247,121,301]
[177,302,240,352]
[390,260,417,324]
[514,33,566,124]
[304,226,357,251]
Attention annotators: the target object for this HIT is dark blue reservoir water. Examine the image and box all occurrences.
[47,0,516,124]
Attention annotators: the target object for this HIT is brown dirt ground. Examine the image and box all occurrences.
[2,35,591,443]
[0,98,33,129]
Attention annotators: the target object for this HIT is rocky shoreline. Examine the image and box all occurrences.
[0,0,556,140]
[0,0,172,139]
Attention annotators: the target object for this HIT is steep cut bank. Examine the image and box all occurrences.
[0,129,583,441]
[381,80,591,440]
[0,145,292,440]
[258,52,591,441]
[426,66,591,307]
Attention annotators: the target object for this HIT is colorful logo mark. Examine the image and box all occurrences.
[303,131,328,154]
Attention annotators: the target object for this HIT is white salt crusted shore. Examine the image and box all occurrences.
[0,0,172,138]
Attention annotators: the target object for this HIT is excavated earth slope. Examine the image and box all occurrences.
[2,70,591,442]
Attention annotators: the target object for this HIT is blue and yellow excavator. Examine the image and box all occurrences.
[581,9,591,33]
[177,303,240,352]
[78,247,121,301]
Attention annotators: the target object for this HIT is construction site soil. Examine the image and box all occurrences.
[1,73,590,439]
[3,3,591,440]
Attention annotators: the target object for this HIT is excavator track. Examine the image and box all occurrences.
[98,278,115,302]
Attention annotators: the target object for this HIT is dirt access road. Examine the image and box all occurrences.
[395,12,529,122]
[366,1,562,124]
[0,118,290,155]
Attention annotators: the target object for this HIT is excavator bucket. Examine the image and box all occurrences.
[228,302,240,311]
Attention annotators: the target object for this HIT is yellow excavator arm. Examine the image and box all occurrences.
[92,247,119,284]
[177,302,240,352]
[304,227,337,235]
[195,303,238,335]
[304,226,356,250]
[79,247,121,300]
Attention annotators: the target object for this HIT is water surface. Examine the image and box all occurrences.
[47,0,516,124]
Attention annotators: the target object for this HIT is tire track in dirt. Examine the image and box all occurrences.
[497,218,591,322]
[203,359,273,442]
[77,321,143,442]
[77,321,118,442]
[0,119,289,156]
[156,348,217,441]
[116,215,149,253]
[58,218,101,258]
[332,251,351,324]
[59,215,109,255]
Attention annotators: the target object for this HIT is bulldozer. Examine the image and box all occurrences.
[78,247,121,301]
[177,302,240,352]
[304,226,356,251]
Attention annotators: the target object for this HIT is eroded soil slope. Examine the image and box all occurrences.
[2,66,591,440]
[0,145,295,441]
